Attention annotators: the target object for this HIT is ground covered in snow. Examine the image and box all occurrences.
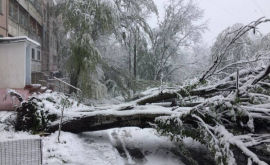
[0,110,212,165]
[0,91,214,165]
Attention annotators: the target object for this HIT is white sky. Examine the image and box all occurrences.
[148,0,270,45]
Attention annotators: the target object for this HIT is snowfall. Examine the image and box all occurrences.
[0,90,211,165]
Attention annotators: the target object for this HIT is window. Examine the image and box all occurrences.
[32,48,35,59]
[53,55,57,64]
[9,1,18,20]
[43,9,47,22]
[0,0,2,14]
[19,8,28,27]
[46,54,49,70]
[37,50,41,60]
[54,39,57,48]
[30,17,36,33]
[29,0,42,13]
[37,23,42,37]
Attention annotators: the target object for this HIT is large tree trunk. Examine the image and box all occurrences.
[69,67,80,94]
[136,81,236,105]
[134,43,137,78]
[47,112,173,133]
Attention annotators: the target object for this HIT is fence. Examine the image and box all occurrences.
[0,139,42,165]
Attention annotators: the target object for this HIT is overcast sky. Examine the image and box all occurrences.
[148,0,270,45]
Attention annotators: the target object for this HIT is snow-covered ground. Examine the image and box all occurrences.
[43,128,188,165]
[0,91,212,165]
[0,110,211,165]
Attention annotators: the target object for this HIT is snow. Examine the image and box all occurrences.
[0,91,202,165]
[0,36,41,46]
[50,103,183,126]
[0,111,14,131]
[213,125,268,165]
[0,122,191,165]
[43,131,122,165]
[31,92,91,114]
[41,86,47,90]
[139,87,160,97]
[42,128,191,165]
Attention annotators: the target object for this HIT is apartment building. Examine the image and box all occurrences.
[0,0,7,37]
[0,0,60,76]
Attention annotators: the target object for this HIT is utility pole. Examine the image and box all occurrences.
[134,28,138,78]
[134,39,137,78]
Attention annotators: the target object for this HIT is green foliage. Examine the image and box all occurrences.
[14,94,74,134]
[62,0,115,39]
[154,94,259,165]
[15,97,57,134]
[155,114,202,165]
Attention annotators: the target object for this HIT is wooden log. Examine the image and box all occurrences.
[136,81,236,105]
[46,112,174,133]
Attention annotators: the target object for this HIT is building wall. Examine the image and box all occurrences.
[48,0,59,72]
[17,0,29,11]
[0,41,26,88]
[3,0,60,76]
[31,47,42,72]
[41,0,49,72]
[8,18,28,36]
[0,0,7,37]
[28,1,42,25]
[7,0,43,73]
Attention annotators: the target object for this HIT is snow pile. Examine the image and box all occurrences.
[12,92,92,133]
[43,132,122,165]
[31,92,90,114]
[42,128,192,165]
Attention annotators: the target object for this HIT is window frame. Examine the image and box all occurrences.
[0,0,2,14]
[37,50,41,61]
[9,1,18,20]
[19,8,28,28]
[53,55,57,64]
[32,48,35,60]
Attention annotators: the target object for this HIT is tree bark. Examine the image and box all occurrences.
[136,81,236,105]
[47,113,173,133]
[134,43,137,78]
[69,63,81,94]
[252,63,270,85]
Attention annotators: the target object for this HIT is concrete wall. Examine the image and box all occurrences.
[18,0,29,11]
[32,60,42,71]
[0,89,30,110]
[8,18,28,37]
[0,41,26,88]
[28,2,42,25]
[0,0,7,37]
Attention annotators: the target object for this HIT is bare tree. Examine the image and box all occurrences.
[199,17,270,83]
[150,0,207,82]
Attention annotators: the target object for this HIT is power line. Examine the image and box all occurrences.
[206,0,242,20]
[251,0,266,16]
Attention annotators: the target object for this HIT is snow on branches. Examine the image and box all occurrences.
[199,17,270,83]
[3,89,23,108]
[154,18,270,165]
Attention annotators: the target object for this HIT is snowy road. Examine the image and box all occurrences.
[0,110,213,165]
[43,128,187,165]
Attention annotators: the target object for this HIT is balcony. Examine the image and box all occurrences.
[28,32,41,45]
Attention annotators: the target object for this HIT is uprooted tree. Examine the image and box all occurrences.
[8,18,270,165]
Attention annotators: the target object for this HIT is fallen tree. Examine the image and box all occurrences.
[136,66,265,105]
[46,110,176,133]
[8,62,270,164]
[7,17,270,165]
[152,18,270,165]
[8,91,180,133]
